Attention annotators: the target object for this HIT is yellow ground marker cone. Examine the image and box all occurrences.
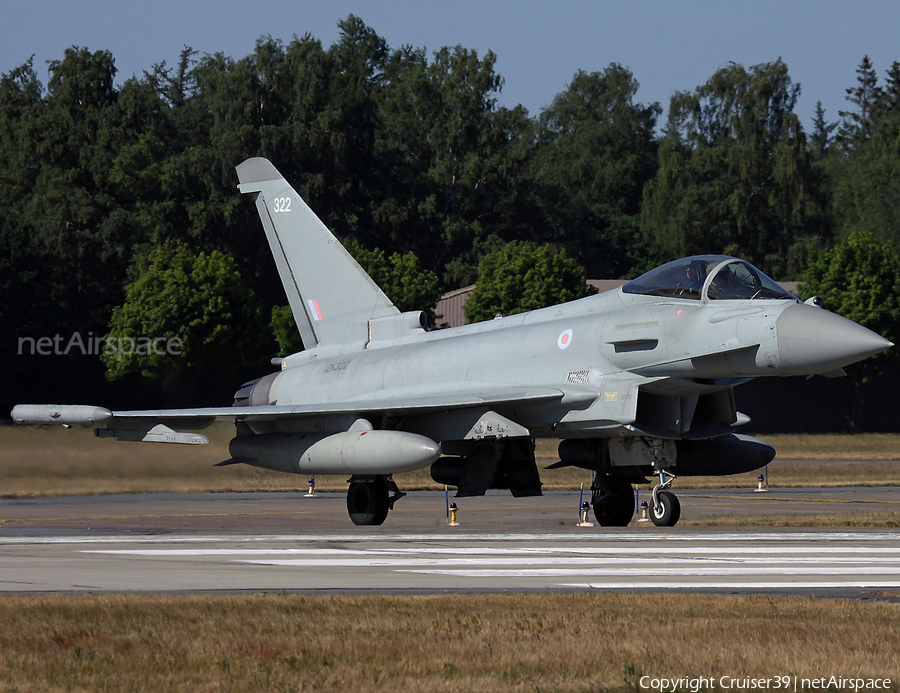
[576,501,594,527]
[638,500,650,523]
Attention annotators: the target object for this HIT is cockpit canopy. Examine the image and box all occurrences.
[622,255,798,302]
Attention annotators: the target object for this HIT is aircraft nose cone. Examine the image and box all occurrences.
[776,303,892,374]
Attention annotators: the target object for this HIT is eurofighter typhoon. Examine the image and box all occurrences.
[12,158,892,526]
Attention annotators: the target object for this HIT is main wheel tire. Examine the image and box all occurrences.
[347,477,390,526]
[592,478,635,527]
[650,490,681,527]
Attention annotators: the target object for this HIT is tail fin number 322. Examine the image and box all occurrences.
[272,197,292,213]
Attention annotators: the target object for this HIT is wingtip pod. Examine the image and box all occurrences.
[11,404,113,425]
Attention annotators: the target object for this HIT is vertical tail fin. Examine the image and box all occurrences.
[236,158,398,349]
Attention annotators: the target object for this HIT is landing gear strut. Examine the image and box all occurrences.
[346,475,406,526]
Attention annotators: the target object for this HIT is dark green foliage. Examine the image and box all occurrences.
[641,60,832,279]
[464,241,592,323]
[375,42,535,285]
[270,305,303,357]
[342,239,441,319]
[801,231,900,345]
[838,55,882,145]
[831,114,900,244]
[2,23,900,420]
[800,231,900,430]
[103,242,265,389]
[831,57,900,245]
[884,61,900,118]
[810,101,837,159]
[532,65,660,278]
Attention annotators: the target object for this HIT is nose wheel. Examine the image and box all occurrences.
[650,489,681,526]
[650,469,681,527]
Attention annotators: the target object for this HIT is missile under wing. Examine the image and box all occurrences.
[12,158,892,527]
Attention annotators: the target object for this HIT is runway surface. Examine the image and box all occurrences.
[2,487,900,595]
[3,529,900,595]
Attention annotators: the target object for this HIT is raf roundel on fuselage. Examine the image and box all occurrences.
[622,255,799,302]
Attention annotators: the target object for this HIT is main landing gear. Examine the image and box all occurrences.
[590,475,635,527]
[346,475,406,526]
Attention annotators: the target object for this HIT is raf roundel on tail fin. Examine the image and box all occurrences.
[236,158,398,350]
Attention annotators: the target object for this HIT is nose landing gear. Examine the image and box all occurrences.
[649,469,681,527]
[565,437,684,528]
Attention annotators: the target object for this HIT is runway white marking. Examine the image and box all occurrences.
[2,531,900,545]
[84,546,900,556]
[54,530,900,591]
[398,567,900,577]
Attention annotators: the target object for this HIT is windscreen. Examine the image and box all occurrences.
[707,261,797,301]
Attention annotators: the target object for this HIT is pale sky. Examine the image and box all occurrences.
[3,1,900,130]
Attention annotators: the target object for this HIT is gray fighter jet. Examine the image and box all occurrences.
[12,158,892,527]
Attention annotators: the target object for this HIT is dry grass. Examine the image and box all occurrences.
[680,511,900,527]
[0,593,897,692]
[1,425,899,498]
[764,433,900,460]
[0,423,260,496]
[3,429,900,689]
[651,462,900,490]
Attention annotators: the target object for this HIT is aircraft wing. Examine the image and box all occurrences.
[115,385,581,420]
[12,384,597,440]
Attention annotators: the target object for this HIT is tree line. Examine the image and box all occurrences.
[2,15,898,413]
